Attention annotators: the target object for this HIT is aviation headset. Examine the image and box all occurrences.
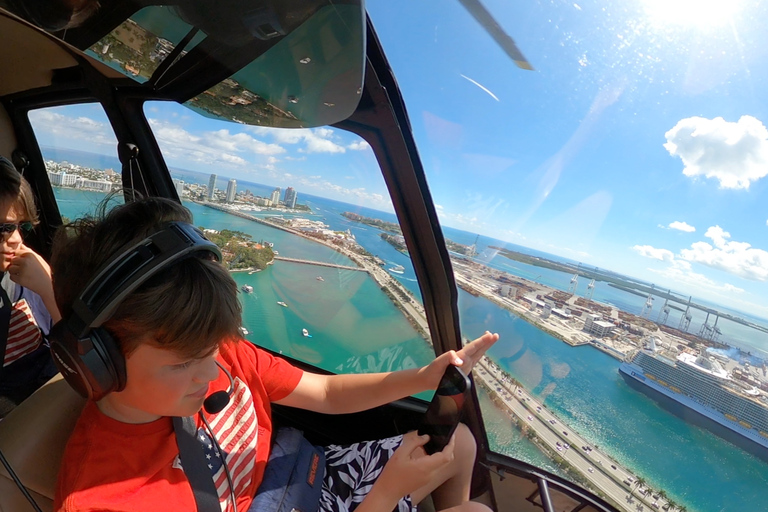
[49,221,222,401]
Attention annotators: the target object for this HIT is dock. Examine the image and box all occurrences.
[273,256,365,272]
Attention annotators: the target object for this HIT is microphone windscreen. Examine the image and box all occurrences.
[203,391,231,414]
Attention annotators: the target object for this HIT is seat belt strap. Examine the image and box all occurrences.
[0,278,12,370]
[173,415,221,512]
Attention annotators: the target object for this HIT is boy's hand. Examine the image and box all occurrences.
[423,331,499,389]
[375,431,456,499]
[8,244,53,296]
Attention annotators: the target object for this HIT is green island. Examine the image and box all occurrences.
[380,232,408,254]
[342,212,402,234]
[202,228,274,271]
[344,212,474,256]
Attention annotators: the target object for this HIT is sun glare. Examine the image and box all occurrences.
[642,0,743,28]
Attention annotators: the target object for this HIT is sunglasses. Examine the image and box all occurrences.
[0,221,34,236]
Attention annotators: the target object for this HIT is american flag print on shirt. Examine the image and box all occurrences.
[4,299,43,367]
[199,378,258,512]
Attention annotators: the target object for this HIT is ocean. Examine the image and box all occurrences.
[51,171,768,512]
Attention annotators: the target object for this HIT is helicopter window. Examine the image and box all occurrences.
[366,0,768,509]
[27,104,124,222]
[85,7,205,84]
[143,100,434,379]
[83,2,365,129]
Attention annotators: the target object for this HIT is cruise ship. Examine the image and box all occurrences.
[619,338,768,460]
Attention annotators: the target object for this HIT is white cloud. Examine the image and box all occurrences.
[347,140,371,151]
[28,110,117,147]
[204,129,284,155]
[147,119,286,170]
[667,221,696,232]
[632,245,675,261]
[250,126,347,153]
[649,259,745,295]
[664,115,768,189]
[679,225,768,281]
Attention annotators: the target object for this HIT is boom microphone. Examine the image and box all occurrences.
[203,361,234,414]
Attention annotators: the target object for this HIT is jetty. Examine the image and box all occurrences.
[274,256,364,271]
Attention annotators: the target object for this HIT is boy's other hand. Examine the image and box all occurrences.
[376,430,456,499]
[423,331,499,389]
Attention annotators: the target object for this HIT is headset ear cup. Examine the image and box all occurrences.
[92,327,127,392]
[48,321,127,400]
[49,320,93,399]
[87,327,127,399]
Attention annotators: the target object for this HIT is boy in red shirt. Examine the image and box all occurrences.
[50,197,499,512]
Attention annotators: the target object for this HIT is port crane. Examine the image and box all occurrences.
[568,273,579,294]
[585,279,595,300]
[678,296,693,332]
[657,296,671,325]
[641,284,655,318]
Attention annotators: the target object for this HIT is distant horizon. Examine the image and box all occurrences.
[41,145,768,325]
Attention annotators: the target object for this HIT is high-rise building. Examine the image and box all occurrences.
[226,179,237,203]
[208,174,217,200]
[283,187,297,209]
[270,187,281,206]
[172,179,185,198]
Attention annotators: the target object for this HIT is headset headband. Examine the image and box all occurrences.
[68,222,222,337]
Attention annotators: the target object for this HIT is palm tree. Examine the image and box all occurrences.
[635,477,647,498]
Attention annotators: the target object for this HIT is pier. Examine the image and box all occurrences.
[273,256,365,272]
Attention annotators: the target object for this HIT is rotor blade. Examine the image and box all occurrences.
[457,0,534,70]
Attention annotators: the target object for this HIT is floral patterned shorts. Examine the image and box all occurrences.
[319,434,416,512]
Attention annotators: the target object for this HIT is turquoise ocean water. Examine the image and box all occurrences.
[53,185,768,512]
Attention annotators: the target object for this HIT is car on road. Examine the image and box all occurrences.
[588,467,594,473]
[562,431,569,436]
[527,415,533,421]
[611,464,617,470]
[549,419,556,425]
[536,406,541,412]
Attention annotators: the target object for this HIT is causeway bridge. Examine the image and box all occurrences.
[274,256,365,272]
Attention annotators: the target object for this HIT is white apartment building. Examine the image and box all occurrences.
[47,171,77,187]
[172,179,185,197]
[226,179,237,203]
[76,178,113,192]
[584,314,614,337]
[208,174,217,200]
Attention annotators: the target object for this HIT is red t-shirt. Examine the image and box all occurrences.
[54,341,304,512]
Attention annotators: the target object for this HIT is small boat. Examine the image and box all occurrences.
[316,276,324,282]
[239,326,249,336]
[277,301,288,307]
[273,250,279,255]
[302,328,312,338]
[388,264,405,275]
[241,284,253,293]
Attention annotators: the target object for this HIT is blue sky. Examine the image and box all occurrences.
[29,0,768,319]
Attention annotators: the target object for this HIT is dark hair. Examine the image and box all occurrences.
[0,156,39,225]
[51,195,242,358]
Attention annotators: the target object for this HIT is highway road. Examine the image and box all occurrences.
[475,359,670,512]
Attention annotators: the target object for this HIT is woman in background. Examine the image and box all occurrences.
[0,155,60,417]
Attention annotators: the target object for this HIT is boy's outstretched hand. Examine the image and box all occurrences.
[423,331,499,389]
